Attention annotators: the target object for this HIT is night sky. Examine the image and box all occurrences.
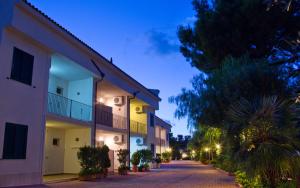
[28,0,199,136]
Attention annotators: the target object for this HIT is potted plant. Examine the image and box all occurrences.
[138,164,146,172]
[99,145,111,178]
[77,145,111,181]
[162,151,171,163]
[138,149,152,172]
[153,154,162,168]
[118,165,129,175]
[77,146,99,181]
[131,151,140,172]
[117,149,129,175]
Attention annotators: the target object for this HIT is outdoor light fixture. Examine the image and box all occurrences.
[204,147,209,152]
[216,144,221,149]
[166,148,172,152]
[97,136,104,142]
[97,97,104,103]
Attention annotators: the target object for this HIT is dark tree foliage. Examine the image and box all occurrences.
[178,0,300,73]
[170,56,292,128]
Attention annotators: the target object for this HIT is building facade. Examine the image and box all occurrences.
[0,0,171,187]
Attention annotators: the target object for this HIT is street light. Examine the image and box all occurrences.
[216,144,221,149]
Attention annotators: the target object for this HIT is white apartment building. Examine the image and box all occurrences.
[0,0,171,187]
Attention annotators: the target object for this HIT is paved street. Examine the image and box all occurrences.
[40,161,237,188]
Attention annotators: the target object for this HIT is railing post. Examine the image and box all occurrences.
[70,99,72,118]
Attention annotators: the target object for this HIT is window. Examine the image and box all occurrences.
[52,138,60,146]
[10,47,34,85]
[56,87,63,95]
[150,113,154,127]
[2,123,28,159]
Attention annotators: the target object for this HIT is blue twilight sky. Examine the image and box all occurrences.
[28,0,199,136]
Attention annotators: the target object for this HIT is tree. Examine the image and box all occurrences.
[170,56,292,129]
[228,96,300,187]
[178,0,300,73]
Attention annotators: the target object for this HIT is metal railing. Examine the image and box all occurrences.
[96,109,127,130]
[155,137,166,146]
[130,120,147,135]
[47,92,92,122]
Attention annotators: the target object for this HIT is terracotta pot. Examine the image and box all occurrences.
[103,168,108,178]
[96,173,104,179]
[119,169,128,175]
[78,175,94,181]
[132,165,138,172]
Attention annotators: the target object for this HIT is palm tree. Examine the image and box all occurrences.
[228,96,300,187]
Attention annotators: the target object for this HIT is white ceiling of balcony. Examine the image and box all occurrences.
[50,54,93,81]
[98,80,129,98]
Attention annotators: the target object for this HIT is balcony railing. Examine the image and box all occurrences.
[47,92,92,122]
[96,108,127,130]
[155,137,166,146]
[130,120,147,135]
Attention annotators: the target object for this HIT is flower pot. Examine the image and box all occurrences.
[132,165,138,172]
[96,173,104,179]
[119,169,128,175]
[78,175,94,181]
[103,168,108,178]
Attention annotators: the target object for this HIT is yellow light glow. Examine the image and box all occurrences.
[97,136,104,142]
[192,150,195,154]
[204,147,210,152]
[182,153,188,158]
[166,148,172,152]
[216,144,221,149]
[97,97,104,103]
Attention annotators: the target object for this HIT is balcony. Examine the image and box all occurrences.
[47,92,92,122]
[130,120,147,136]
[155,137,166,146]
[95,104,127,130]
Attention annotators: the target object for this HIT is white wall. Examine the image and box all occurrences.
[96,132,127,170]
[43,127,91,175]
[48,74,69,98]
[0,29,50,187]
[64,128,91,173]
[103,97,127,117]
[68,78,93,106]
[43,127,65,175]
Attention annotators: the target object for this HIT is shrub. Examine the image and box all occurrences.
[154,154,162,164]
[131,151,141,166]
[235,170,262,188]
[139,149,152,165]
[77,145,111,179]
[162,152,172,163]
[99,145,111,176]
[77,146,100,177]
[117,149,129,175]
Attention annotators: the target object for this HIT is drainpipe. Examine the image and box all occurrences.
[127,91,140,168]
[91,60,105,147]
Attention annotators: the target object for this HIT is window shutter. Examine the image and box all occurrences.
[15,125,28,159]
[2,123,28,159]
[2,124,16,159]
[10,47,34,86]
